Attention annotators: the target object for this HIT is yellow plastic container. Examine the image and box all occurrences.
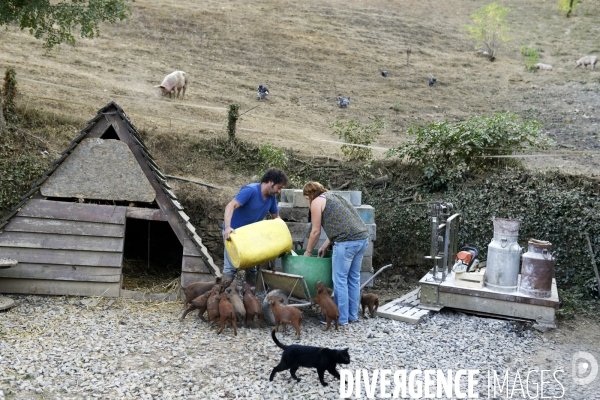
[225,218,293,269]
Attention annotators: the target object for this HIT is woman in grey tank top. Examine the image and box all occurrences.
[303,182,369,325]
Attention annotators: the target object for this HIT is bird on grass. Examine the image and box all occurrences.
[429,77,436,86]
[381,70,388,77]
[257,85,269,100]
[338,96,350,108]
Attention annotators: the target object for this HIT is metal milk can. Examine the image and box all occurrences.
[484,218,522,293]
[519,239,555,298]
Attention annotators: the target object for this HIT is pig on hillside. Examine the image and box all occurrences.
[155,71,188,98]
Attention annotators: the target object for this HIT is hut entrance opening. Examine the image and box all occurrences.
[122,218,182,292]
[100,125,120,140]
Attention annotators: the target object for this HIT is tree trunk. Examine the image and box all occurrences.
[0,88,5,135]
[227,103,240,142]
[567,0,574,17]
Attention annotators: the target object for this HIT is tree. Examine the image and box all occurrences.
[330,119,385,161]
[557,0,579,18]
[462,2,511,61]
[0,0,131,49]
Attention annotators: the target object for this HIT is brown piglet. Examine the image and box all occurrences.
[268,296,303,339]
[242,283,263,328]
[181,278,221,309]
[313,280,339,331]
[214,292,238,336]
[206,284,222,325]
[361,293,379,318]
[225,280,246,323]
[181,293,209,321]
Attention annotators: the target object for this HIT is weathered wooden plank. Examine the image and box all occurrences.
[0,247,122,267]
[180,272,215,288]
[0,263,121,282]
[181,255,210,273]
[0,232,124,252]
[185,221,196,234]
[183,237,202,257]
[171,200,184,211]
[0,279,120,297]
[149,164,166,179]
[125,207,166,221]
[163,188,178,200]
[18,199,127,224]
[4,217,124,237]
[178,211,190,222]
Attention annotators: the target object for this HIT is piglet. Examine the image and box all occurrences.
[268,296,303,339]
[361,293,380,318]
[242,283,263,328]
[206,284,222,325]
[214,292,238,336]
[181,278,221,310]
[181,293,209,321]
[313,281,339,331]
[225,280,246,323]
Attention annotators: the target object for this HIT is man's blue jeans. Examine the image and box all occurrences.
[332,238,369,324]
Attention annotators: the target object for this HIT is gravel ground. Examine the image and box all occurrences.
[0,295,598,400]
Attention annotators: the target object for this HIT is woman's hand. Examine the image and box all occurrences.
[304,251,312,257]
[317,247,326,258]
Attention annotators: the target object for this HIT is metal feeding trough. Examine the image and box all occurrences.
[417,203,559,330]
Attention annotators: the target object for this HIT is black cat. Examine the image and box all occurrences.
[269,329,350,386]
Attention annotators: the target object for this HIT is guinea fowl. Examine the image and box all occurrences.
[257,85,269,100]
[338,96,350,108]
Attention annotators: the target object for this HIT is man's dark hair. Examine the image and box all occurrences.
[261,168,289,186]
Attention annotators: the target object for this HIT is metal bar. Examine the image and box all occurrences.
[360,264,393,291]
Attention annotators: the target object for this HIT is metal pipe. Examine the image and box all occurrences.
[360,264,393,291]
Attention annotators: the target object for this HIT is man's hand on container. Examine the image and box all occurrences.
[224,227,235,240]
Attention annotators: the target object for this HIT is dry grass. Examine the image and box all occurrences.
[1,0,599,176]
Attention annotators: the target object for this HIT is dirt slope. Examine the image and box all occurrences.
[1,0,599,175]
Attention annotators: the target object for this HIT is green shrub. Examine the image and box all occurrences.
[259,142,288,174]
[521,46,540,72]
[330,119,385,161]
[462,2,511,60]
[557,0,580,17]
[386,113,555,189]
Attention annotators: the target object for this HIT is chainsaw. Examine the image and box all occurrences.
[452,245,480,273]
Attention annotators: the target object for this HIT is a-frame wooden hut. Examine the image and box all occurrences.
[0,101,220,297]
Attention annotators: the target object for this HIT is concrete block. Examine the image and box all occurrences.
[364,240,374,257]
[355,205,375,224]
[349,191,362,206]
[366,223,376,241]
[280,189,296,203]
[285,222,311,239]
[278,202,310,222]
[360,272,374,288]
[292,190,310,208]
[361,256,373,272]
[329,191,352,204]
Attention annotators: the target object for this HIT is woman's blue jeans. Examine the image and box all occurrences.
[332,238,369,324]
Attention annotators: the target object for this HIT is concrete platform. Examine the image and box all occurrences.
[419,271,559,329]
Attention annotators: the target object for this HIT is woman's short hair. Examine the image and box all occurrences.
[303,182,327,200]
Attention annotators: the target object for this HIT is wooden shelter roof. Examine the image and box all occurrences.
[0,101,219,277]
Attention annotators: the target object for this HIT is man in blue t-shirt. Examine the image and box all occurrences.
[222,168,289,287]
